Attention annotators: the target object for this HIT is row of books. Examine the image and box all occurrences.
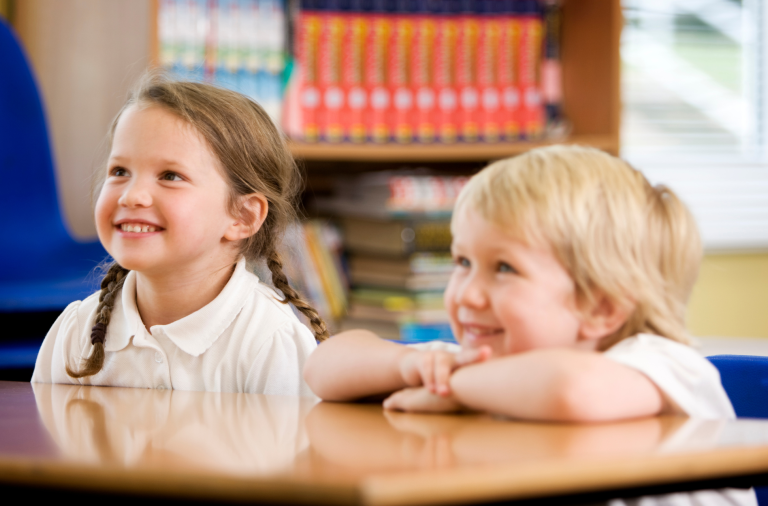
[284,0,562,144]
[158,0,287,122]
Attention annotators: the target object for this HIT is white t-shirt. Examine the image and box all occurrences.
[32,258,317,397]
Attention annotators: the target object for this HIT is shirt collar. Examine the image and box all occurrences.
[106,258,259,356]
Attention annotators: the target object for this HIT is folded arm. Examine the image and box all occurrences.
[449,348,664,422]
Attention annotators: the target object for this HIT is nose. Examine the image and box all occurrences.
[453,270,489,310]
[117,177,153,208]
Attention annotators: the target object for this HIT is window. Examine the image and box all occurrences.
[621,0,768,250]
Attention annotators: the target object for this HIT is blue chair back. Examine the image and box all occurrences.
[708,354,768,506]
[0,18,107,310]
[708,355,768,419]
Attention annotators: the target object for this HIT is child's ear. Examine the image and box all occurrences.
[577,293,635,343]
[224,193,269,242]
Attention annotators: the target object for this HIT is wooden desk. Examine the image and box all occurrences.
[2,381,768,505]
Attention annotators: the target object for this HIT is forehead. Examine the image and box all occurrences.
[110,105,214,164]
[451,203,542,249]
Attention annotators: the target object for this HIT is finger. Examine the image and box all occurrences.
[435,353,453,396]
[420,353,435,393]
[456,345,493,366]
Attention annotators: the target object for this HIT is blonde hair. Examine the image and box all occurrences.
[68,73,329,379]
[455,145,701,348]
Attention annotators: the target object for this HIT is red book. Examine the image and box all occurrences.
[498,8,520,141]
[434,5,458,144]
[456,4,480,142]
[365,8,392,143]
[318,7,345,142]
[342,8,367,143]
[518,2,544,140]
[411,10,436,143]
[477,3,501,142]
[389,11,415,144]
[297,9,322,142]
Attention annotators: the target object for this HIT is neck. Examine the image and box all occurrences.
[134,259,238,329]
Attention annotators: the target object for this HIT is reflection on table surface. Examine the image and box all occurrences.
[3,381,768,505]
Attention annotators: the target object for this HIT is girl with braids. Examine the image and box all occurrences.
[32,73,327,395]
[306,145,738,421]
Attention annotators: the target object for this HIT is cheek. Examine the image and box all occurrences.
[443,274,460,316]
[94,189,115,233]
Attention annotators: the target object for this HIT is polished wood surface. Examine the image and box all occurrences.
[3,381,768,505]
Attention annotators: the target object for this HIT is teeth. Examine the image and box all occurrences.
[121,223,158,233]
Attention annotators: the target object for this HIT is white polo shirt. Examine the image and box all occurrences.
[32,258,317,396]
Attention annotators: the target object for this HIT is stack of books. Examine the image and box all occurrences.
[316,172,467,342]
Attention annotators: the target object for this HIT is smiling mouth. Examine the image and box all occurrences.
[463,326,504,337]
[118,223,162,233]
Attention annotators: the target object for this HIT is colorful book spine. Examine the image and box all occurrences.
[297,2,322,141]
[456,0,479,142]
[411,0,436,143]
[390,0,416,144]
[477,0,500,142]
[342,0,368,143]
[542,0,563,123]
[318,0,345,142]
[433,0,458,143]
[498,0,520,141]
[518,0,544,139]
[365,0,393,143]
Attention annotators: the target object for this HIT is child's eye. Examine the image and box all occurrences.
[454,256,471,268]
[110,167,128,177]
[160,172,184,182]
[498,262,518,274]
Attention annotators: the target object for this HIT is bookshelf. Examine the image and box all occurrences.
[147,0,622,337]
[149,0,622,165]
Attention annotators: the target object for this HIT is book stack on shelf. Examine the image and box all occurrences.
[315,172,467,342]
[157,0,287,123]
[284,0,564,145]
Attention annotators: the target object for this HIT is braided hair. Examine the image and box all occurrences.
[66,262,129,378]
[67,72,328,379]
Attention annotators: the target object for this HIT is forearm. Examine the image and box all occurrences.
[450,349,663,422]
[304,330,414,401]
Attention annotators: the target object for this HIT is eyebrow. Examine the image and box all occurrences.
[108,155,186,169]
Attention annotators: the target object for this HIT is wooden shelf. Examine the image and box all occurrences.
[290,134,619,163]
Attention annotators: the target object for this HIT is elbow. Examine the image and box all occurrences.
[549,367,658,423]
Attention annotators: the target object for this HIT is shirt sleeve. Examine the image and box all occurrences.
[406,341,462,353]
[603,334,736,419]
[244,319,318,397]
[31,301,82,384]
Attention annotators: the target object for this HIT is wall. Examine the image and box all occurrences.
[688,253,768,338]
[14,0,150,239]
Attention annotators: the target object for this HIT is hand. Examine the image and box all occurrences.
[383,387,465,413]
[399,346,492,397]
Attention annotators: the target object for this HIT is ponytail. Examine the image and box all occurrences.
[266,249,330,342]
[66,263,130,378]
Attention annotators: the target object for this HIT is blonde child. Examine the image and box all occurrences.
[33,73,327,396]
[304,145,735,421]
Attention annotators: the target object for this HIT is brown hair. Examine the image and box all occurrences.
[67,72,328,379]
[455,145,702,349]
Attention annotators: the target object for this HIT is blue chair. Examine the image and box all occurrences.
[0,18,107,312]
[708,354,768,505]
